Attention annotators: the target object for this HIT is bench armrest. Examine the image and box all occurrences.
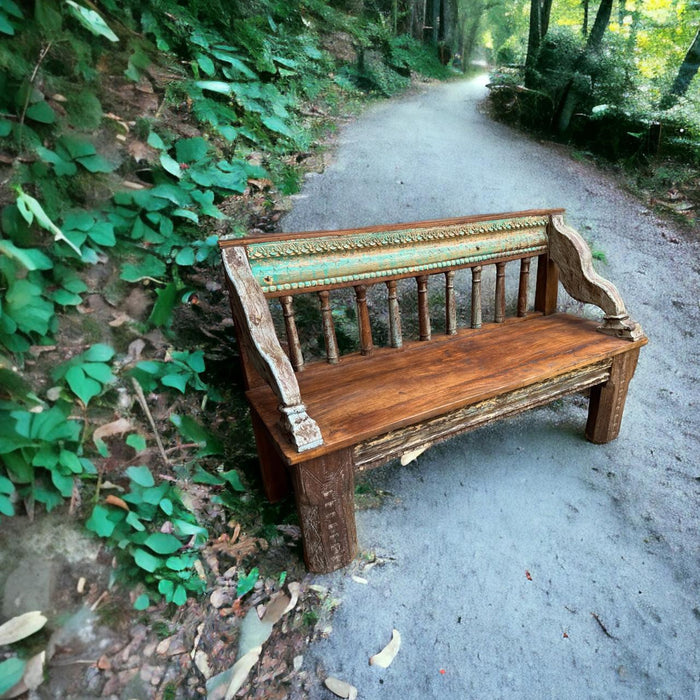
[549,214,644,341]
[222,246,323,452]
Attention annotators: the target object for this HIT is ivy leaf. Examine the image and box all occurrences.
[65,366,102,405]
[0,240,53,270]
[133,547,160,573]
[125,465,154,488]
[126,434,147,452]
[83,344,114,362]
[133,593,150,610]
[172,584,187,606]
[25,101,56,124]
[120,254,166,282]
[76,154,113,173]
[195,54,216,77]
[148,281,179,328]
[161,373,188,393]
[160,153,182,179]
[170,415,223,456]
[0,657,26,696]
[175,247,195,266]
[144,532,182,554]
[86,504,116,537]
[236,567,259,598]
[262,114,293,138]
[175,137,208,163]
[65,0,118,41]
[195,80,232,96]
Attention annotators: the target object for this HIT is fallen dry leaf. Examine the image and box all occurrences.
[194,649,212,679]
[400,443,431,466]
[224,646,262,700]
[4,651,46,698]
[351,575,368,585]
[0,611,47,645]
[92,418,133,444]
[104,494,129,511]
[260,590,291,625]
[324,677,358,699]
[369,629,401,668]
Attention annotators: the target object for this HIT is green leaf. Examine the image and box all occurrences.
[220,470,246,492]
[0,657,26,695]
[236,567,259,598]
[126,511,145,531]
[51,469,74,497]
[133,547,161,573]
[158,578,174,599]
[83,344,114,362]
[192,465,223,485]
[87,222,116,246]
[148,281,178,328]
[0,474,14,495]
[86,504,116,537]
[0,119,12,136]
[195,80,232,96]
[0,240,53,270]
[126,465,154,488]
[175,137,208,163]
[76,154,113,173]
[196,54,216,77]
[175,247,195,266]
[172,208,199,223]
[159,498,173,515]
[26,101,56,124]
[165,556,188,571]
[147,131,165,150]
[161,373,188,393]
[172,584,187,605]
[0,494,14,517]
[160,153,182,179]
[65,366,101,405]
[120,254,166,282]
[82,362,114,384]
[126,434,147,452]
[144,532,182,554]
[262,115,293,138]
[170,415,223,456]
[0,14,16,35]
[65,0,118,41]
[59,448,83,474]
[133,593,150,610]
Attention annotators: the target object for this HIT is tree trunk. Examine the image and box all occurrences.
[555,0,614,133]
[525,0,554,88]
[582,0,589,38]
[660,27,700,109]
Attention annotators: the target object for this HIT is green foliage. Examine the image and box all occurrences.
[52,344,116,406]
[85,466,208,608]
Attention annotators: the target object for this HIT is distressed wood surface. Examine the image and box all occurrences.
[247,313,647,464]
[355,284,374,355]
[280,295,304,372]
[445,270,457,335]
[495,261,506,323]
[471,265,482,329]
[586,348,640,443]
[518,257,531,317]
[548,214,643,340]
[318,290,340,364]
[289,447,357,572]
[416,275,431,341]
[386,280,403,348]
[226,211,553,295]
[355,360,613,471]
[221,246,323,452]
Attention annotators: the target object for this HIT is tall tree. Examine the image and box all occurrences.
[660,26,700,109]
[554,0,614,133]
[524,0,553,87]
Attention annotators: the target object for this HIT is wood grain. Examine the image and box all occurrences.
[386,279,403,348]
[248,314,647,464]
[280,295,304,372]
[518,257,531,317]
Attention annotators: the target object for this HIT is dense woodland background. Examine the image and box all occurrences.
[0,0,698,694]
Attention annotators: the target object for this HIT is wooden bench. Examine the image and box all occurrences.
[219,209,646,573]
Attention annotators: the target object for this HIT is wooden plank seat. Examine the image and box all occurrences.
[219,209,647,573]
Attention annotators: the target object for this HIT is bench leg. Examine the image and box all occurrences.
[250,409,292,502]
[586,349,640,444]
[290,448,358,573]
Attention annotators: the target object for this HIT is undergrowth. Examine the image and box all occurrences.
[0,0,448,621]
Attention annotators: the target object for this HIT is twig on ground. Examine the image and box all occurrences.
[131,378,169,468]
[591,612,616,639]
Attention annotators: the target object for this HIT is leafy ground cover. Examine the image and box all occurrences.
[0,1,450,696]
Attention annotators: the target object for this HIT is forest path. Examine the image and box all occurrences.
[283,76,699,699]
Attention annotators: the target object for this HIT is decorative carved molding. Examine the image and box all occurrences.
[548,215,644,341]
[245,216,549,293]
[222,247,323,452]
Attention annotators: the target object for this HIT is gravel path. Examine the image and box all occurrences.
[283,75,699,699]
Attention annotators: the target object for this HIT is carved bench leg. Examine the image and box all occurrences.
[586,349,640,444]
[290,448,357,573]
[250,408,292,502]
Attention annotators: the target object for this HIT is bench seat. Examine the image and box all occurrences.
[248,313,645,467]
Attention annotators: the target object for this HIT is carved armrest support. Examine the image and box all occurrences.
[222,246,323,452]
[548,214,644,341]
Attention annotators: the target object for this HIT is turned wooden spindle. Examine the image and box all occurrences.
[471,266,482,329]
[495,262,506,323]
[445,270,457,335]
[354,284,374,356]
[416,275,431,341]
[517,258,532,317]
[280,295,304,372]
[318,290,340,364]
[386,280,403,348]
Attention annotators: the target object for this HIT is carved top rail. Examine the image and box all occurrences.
[220,210,560,296]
